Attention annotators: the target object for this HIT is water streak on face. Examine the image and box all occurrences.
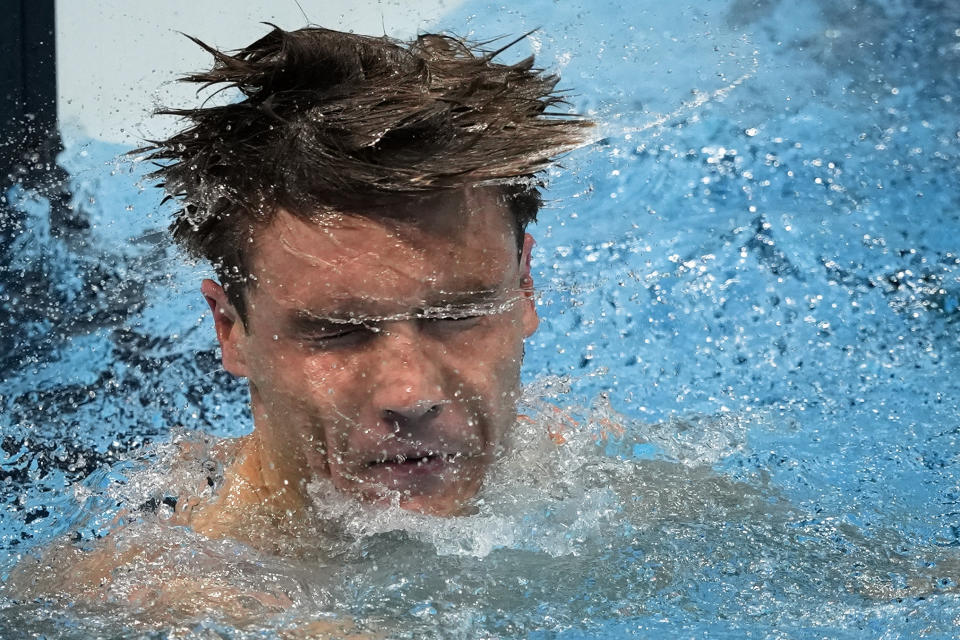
[205,188,538,516]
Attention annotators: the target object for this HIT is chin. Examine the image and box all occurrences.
[336,475,484,517]
[328,453,489,515]
[393,491,476,517]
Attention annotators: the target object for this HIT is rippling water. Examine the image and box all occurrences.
[2,0,959,637]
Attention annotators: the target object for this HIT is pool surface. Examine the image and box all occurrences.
[2,0,960,637]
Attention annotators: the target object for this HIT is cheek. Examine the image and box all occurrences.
[448,319,526,411]
[250,351,370,467]
[247,346,356,415]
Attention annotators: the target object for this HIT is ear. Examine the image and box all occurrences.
[201,279,250,378]
[519,233,539,337]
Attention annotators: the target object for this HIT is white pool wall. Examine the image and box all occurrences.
[54,0,464,146]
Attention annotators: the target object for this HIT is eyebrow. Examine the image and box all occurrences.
[286,287,517,329]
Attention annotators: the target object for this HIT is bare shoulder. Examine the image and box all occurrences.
[6,531,141,602]
[3,432,289,616]
[5,525,378,636]
[6,519,317,627]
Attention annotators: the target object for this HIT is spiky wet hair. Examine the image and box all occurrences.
[144,25,591,320]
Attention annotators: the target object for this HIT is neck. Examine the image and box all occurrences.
[238,383,312,511]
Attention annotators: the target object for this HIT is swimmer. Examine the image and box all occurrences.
[6,24,591,624]
[154,24,591,536]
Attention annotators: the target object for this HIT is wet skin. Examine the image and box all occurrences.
[198,187,538,524]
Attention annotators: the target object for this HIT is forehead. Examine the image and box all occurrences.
[247,188,519,314]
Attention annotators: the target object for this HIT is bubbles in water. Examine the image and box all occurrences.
[4,0,960,637]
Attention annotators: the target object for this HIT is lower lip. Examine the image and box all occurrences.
[368,455,451,476]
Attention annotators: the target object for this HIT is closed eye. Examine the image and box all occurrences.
[302,324,378,346]
[423,315,483,330]
[418,299,510,322]
[314,327,360,340]
[429,314,481,322]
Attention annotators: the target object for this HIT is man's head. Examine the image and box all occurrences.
[147,25,589,514]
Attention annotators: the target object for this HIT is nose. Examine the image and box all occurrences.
[383,402,444,431]
[370,323,447,434]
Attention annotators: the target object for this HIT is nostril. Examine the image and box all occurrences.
[382,403,443,424]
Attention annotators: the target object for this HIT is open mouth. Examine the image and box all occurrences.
[366,452,458,469]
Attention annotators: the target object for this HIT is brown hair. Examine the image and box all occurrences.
[143,25,591,320]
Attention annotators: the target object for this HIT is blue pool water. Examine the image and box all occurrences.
[2,0,960,637]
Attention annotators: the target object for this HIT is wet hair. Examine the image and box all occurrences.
[142,25,591,321]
